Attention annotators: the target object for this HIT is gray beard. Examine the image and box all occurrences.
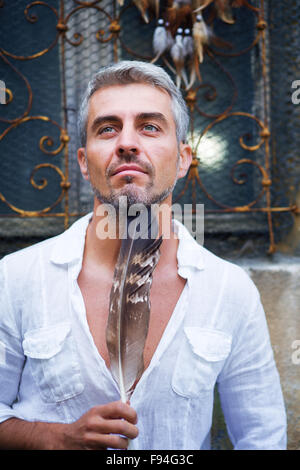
[87,150,180,210]
[91,179,177,211]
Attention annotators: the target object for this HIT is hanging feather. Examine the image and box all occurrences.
[192,13,211,63]
[170,27,187,88]
[192,0,243,17]
[192,0,213,13]
[187,51,202,89]
[165,2,193,36]
[133,0,150,24]
[215,0,235,24]
[183,27,194,57]
[182,28,199,90]
[106,207,163,403]
[165,21,175,49]
[148,0,160,18]
[151,18,171,63]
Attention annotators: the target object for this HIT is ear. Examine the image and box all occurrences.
[177,142,192,179]
[77,147,89,181]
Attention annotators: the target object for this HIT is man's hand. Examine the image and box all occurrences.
[59,401,138,450]
[0,401,138,450]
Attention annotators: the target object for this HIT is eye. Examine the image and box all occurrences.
[98,126,116,134]
[143,124,159,132]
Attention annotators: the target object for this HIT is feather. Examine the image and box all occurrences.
[170,27,187,88]
[148,0,160,17]
[192,0,213,12]
[151,19,170,63]
[183,27,194,57]
[186,52,202,89]
[106,206,162,403]
[165,22,175,49]
[192,13,211,63]
[215,0,235,24]
[165,3,192,36]
[133,0,150,24]
[182,28,198,90]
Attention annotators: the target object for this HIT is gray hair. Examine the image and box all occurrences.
[78,60,190,147]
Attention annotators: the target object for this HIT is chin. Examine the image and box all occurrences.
[115,186,151,206]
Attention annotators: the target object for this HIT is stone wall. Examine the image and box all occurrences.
[244,257,300,450]
[211,191,300,450]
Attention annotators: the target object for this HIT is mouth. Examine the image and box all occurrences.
[112,165,148,177]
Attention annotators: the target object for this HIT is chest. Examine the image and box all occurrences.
[77,269,186,370]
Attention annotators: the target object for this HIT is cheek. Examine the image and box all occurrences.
[151,141,178,166]
[86,142,110,172]
[87,135,113,154]
[154,155,179,188]
[161,146,179,174]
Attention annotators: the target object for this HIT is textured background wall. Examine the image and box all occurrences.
[210,197,300,450]
[248,259,300,450]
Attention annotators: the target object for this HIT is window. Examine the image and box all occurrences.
[0,0,299,258]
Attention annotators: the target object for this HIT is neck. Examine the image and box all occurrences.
[83,195,179,272]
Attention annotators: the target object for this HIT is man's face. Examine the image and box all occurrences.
[78,83,191,208]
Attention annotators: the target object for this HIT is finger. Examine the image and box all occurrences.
[108,435,129,450]
[86,433,129,450]
[96,418,139,440]
[95,401,138,424]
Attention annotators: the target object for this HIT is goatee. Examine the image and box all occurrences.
[88,150,180,211]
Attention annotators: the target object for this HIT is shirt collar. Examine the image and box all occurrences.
[173,219,204,271]
[50,212,93,265]
[50,213,204,271]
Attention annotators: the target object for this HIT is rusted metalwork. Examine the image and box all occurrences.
[0,0,298,252]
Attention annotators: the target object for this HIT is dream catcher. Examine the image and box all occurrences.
[118,0,250,89]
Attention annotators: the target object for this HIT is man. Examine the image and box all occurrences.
[0,61,286,450]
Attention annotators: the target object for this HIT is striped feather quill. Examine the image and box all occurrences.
[106,206,162,403]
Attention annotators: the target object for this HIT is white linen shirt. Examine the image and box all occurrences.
[0,213,286,450]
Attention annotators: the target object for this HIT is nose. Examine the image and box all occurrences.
[116,125,140,158]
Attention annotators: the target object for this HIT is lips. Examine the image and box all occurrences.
[112,165,147,176]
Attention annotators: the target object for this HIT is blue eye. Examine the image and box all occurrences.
[144,124,158,132]
[99,126,115,134]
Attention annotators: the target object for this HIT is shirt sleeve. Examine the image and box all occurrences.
[217,285,287,450]
[0,257,25,423]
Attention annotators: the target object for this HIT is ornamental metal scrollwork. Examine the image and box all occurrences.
[0,0,299,253]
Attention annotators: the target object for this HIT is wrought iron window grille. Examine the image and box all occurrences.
[0,0,299,255]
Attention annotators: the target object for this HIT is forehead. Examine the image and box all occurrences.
[87,83,174,122]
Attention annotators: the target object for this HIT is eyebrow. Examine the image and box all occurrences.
[90,112,169,134]
[136,112,169,127]
[90,115,120,134]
